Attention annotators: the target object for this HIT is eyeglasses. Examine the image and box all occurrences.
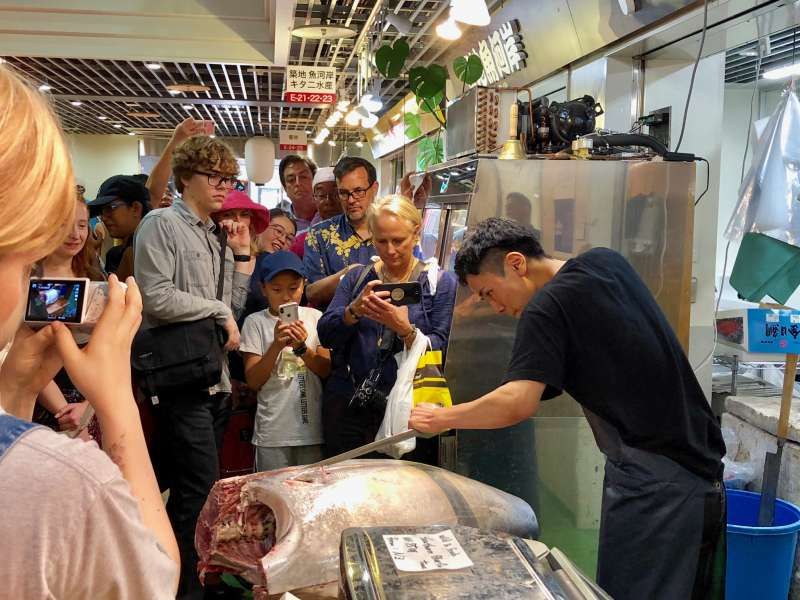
[266,223,295,244]
[337,186,372,201]
[100,201,128,217]
[193,170,242,190]
[314,192,339,202]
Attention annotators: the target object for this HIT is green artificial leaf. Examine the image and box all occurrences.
[404,112,422,139]
[374,39,410,79]
[453,54,484,85]
[417,134,444,171]
[409,65,447,99]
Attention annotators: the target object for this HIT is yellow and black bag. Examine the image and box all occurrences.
[412,347,452,408]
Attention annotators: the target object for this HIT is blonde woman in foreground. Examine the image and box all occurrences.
[0,65,179,597]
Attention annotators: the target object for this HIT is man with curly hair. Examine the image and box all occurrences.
[135,134,254,598]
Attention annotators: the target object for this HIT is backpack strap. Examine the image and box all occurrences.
[350,264,375,302]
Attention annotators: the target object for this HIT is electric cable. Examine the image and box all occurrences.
[674,0,710,153]
[694,157,710,206]
[692,19,763,374]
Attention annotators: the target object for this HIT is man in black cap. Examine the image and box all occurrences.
[87,175,150,279]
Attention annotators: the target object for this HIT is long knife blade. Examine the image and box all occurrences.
[310,430,422,468]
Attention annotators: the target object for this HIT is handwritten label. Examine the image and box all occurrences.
[383,530,473,572]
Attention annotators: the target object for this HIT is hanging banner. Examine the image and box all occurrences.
[279,130,308,152]
[283,66,337,104]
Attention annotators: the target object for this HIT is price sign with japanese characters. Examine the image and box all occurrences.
[283,66,337,104]
[383,530,474,572]
[279,130,308,151]
[748,309,800,353]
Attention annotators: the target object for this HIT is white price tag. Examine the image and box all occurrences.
[383,530,473,572]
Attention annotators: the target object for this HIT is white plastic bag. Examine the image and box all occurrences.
[376,331,430,458]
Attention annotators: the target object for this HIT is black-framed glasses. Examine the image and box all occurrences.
[194,170,241,190]
[338,187,371,201]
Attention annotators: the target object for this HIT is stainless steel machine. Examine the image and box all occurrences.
[423,155,696,565]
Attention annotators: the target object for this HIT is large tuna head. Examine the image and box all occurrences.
[197,460,539,596]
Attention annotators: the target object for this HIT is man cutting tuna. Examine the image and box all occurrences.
[409,218,726,600]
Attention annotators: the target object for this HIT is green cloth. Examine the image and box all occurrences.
[730,232,800,304]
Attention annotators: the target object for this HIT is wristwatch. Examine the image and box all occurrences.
[292,342,308,357]
[233,254,251,262]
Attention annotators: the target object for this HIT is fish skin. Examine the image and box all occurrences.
[197,459,539,596]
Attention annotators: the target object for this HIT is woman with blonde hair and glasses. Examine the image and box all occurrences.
[0,65,178,597]
[318,194,457,459]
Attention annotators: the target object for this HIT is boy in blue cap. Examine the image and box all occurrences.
[240,251,331,470]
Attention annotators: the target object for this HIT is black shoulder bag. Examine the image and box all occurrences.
[131,230,228,403]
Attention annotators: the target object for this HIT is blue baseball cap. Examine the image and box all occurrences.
[259,250,306,282]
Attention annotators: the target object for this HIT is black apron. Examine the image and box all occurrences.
[584,409,726,600]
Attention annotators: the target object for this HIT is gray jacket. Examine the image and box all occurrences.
[133,199,250,393]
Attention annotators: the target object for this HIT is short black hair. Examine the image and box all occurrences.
[268,208,297,234]
[334,156,377,186]
[454,217,546,285]
[278,155,317,187]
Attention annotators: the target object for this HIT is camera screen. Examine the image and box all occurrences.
[26,280,85,324]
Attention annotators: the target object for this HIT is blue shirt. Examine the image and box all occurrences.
[304,214,375,287]
[317,264,457,400]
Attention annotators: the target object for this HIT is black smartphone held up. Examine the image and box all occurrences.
[25,278,89,325]
[373,281,423,306]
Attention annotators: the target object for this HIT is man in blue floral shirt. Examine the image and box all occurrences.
[304,157,379,308]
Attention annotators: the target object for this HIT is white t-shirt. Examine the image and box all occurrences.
[240,307,324,447]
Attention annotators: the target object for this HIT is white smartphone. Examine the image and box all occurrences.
[278,302,299,324]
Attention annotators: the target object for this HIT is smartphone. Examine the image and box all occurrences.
[278,302,300,324]
[373,282,423,306]
[202,120,215,136]
[25,278,125,330]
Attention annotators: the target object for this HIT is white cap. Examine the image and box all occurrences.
[313,166,336,187]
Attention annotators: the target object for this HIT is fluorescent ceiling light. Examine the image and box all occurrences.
[325,111,342,127]
[38,84,51,92]
[168,90,182,96]
[113,124,123,129]
[450,0,491,27]
[328,140,336,146]
[436,16,462,40]
[97,115,108,120]
[360,93,383,113]
[336,100,351,112]
[305,129,312,134]
[182,104,195,111]
[763,63,800,80]
[355,141,364,148]
[345,108,362,126]
[145,63,162,70]
[209,134,216,138]
[70,101,83,107]
[128,132,136,136]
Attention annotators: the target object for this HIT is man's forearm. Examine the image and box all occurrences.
[433,381,543,430]
[306,269,347,305]
[146,137,179,203]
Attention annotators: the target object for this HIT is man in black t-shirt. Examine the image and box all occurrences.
[410,218,726,600]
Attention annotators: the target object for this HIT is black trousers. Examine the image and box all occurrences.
[159,390,230,600]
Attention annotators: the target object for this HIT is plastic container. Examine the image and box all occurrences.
[726,489,800,600]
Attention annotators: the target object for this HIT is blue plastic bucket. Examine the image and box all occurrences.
[726,489,800,600]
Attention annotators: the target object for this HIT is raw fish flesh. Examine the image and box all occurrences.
[196,459,538,596]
